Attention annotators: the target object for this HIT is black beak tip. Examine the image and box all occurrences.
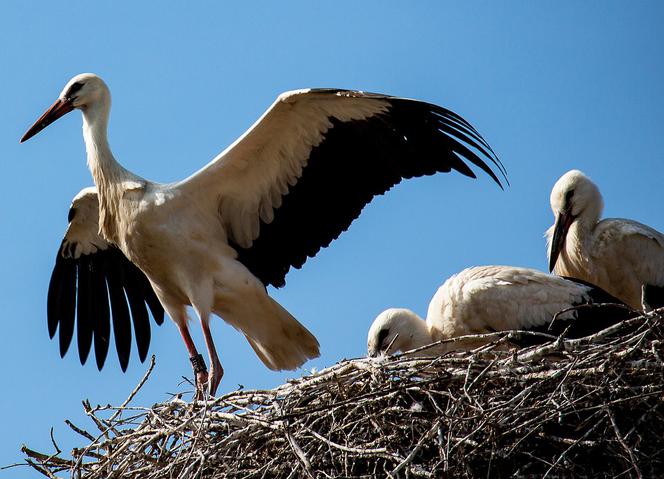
[20,126,39,143]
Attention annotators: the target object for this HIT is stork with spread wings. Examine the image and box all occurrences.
[22,74,506,398]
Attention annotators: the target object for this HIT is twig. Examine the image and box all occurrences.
[605,405,643,479]
[108,354,156,423]
[390,421,440,477]
[284,429,315,479]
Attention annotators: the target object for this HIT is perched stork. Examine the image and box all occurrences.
[367,265,629,357]
[21,73,505,397]
[50,187,164,372]
[547,170,664,310]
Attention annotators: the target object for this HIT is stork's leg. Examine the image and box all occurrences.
[176,322,209,400]
[199,318,224,396]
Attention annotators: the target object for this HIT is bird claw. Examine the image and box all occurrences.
[189,353,223,400]
[194,370,210,401]
[190,353,209,401]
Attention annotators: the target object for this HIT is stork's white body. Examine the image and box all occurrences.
[546,170,664,310]
[427,266,596,337]
[80,83,323,377]
[367,265,623,357]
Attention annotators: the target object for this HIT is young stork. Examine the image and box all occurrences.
[367,265,629,357]
[547,170,664,310]
[50,187,164,372]
[21,73,505,397]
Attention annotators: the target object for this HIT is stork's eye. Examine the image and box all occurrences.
[68,82,84,96]
[564,189,575,206]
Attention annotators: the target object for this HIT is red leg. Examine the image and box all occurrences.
[177,323,209,400]
[200,320,224,396]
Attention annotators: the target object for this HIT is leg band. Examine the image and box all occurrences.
[190,353,207,374]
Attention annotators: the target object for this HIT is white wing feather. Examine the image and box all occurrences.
[61,187,109,259]
[173,90,390,248]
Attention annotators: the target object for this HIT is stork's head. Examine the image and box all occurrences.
[547,169,603,271]
[20,73,110,143]
[367,308,430,357]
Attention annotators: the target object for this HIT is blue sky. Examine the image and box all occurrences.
[1,2,663,475]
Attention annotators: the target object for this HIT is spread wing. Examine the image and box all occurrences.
[48,188,164,371]
[175,89,506,287]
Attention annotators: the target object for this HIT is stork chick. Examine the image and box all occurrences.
[367,265,629,357]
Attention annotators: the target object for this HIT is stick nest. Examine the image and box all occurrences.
[20,311,664,478]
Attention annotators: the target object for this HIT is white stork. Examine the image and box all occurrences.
[367,265,629,357]
[547,170,664,310]
[49,187,164,372]
[21,73,505,397]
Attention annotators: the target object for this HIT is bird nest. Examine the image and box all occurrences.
[18,309,664,479]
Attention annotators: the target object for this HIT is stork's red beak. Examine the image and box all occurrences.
[548,209,575,272]
[20,98,74,143]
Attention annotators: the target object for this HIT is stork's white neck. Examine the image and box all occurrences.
[573,202,603,254]
[573,184,604,245]
[392,309,435,352]
[82,103,131,184]
[81,102,140,242]
[555,213,597,278]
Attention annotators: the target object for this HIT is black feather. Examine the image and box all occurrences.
[91,252,111,370]
[145,285,165,326]
[49,230,163,371]
[120,255,151,363]
[125,257,164,325]
[105,250,132,372]
[76,256,94,364]
[47,246,77,356]
[46,250,68,338]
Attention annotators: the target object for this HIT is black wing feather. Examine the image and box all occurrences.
[232,97,505,288]
[47,251,75,339]
[47,249,77,356]
[104,251,132,372]
[47,243,164,371]
[91,252,111,370]
[76,255,94,364]
[145,286,165,326]
[120,255,152,363]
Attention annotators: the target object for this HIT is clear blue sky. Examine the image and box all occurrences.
[1,2,663,475]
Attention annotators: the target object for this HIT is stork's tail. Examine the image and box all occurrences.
[245,298,320,371]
